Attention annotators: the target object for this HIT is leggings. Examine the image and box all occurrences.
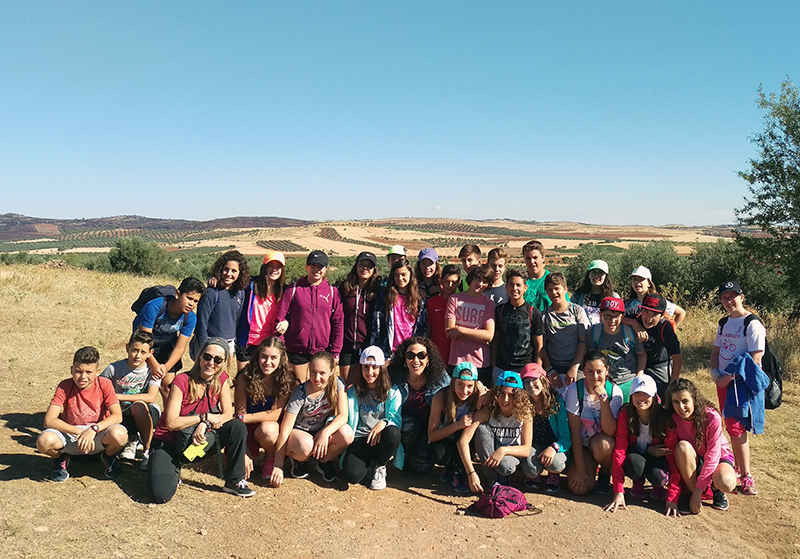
[148,419,248,503]
[400,416,434,475]
[343,425,401,484]
[623,449,669,487]
[431,435,461,472]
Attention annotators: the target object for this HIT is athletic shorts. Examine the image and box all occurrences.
[287,352,312,366]
[42,425,122,456]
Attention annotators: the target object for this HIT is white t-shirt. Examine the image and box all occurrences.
[715,314,766,374]
[564,380,623,446]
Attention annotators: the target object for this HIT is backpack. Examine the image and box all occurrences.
[591,323,636,350]
[471,483,541,518]
[577,379,616,416]
[131,285,178,315]
[718,314,783,409]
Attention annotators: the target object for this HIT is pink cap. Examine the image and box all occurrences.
[520,363,546,380]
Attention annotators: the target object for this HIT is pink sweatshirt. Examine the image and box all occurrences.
[665,407,732,503]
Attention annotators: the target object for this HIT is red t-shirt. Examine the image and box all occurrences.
[50,377,119,426]
[426,295,451,363]
[153,371,229,445]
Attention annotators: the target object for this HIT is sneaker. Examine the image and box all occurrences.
[677,492,692,515]
[712,487,729,511]
[261,457,275,480]
[119,440,138,461]
[594,474,612,495]
[101,452,121,480]
[223,479,255,498]
[439,467,453,484]
[139,450,150,471]
[524,475,541,490]
[545,472,561,493]
[370,465,387,491]
[316,460,337,483]
[290,458,309,479]
[650,485,667,501]
[48,455,70,482]
[630,478,646,500]
[740,474,758,496]
[453,472,470,493]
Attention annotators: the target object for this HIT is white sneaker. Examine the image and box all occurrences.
[370,465,387,491]
[140,450,150,471]
[120,441,138,460]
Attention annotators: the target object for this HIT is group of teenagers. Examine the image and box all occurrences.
[36,240,769,517]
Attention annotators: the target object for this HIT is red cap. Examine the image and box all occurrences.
[600,297,625,312]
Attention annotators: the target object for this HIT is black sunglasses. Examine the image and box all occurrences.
[201,353,225,365]
[405,351,428,361]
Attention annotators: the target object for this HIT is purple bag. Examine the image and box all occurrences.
[473,484,537,518]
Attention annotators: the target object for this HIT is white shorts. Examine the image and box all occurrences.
[42,425,121,456]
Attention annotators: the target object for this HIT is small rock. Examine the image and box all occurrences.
[33,526,49,533]
[198,528,208,536]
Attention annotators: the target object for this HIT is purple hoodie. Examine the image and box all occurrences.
[277,277,344,357]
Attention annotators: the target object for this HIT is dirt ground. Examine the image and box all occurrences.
[1,264,799,559]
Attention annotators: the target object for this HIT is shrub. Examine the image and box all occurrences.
[108,237,174,276]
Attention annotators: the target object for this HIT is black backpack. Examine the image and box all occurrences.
[131,285,177,315]
[718,314,783,409]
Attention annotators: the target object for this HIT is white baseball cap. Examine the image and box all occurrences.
[630,266,652,281]
[359,346,386,366]
[630,375,657,398]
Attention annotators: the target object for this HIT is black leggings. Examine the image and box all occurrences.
[400,416,434,475]
[431,435,462,472]
[623,449,669,487]
[147,419,248,503]
[344,425,401,484]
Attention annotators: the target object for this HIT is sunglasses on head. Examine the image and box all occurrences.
[405,351,428,361]
[201,353,225,365]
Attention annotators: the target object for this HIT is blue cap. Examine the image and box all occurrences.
[452,361,478,380]
[496,371,523,389]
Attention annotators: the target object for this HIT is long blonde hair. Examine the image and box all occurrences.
[309,351,339,411]
[186,339,228,404]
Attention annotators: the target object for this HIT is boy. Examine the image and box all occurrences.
[587,297,646,402]
[541,272,590,392]
[457,244,482,292]
[426,264,461,364]
[491,268,544,384]
[387,245,406,268]
[484,248,508,305]
[101,330,161,470]
[635,293,682,400]
[133,277,205,401]
[522,240,568,312]
[37,347,128,481]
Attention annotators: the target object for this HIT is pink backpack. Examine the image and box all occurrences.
[472,484,541,518]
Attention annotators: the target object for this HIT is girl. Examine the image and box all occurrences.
[625,266,686,327]
[664,378,737,516]
[235,251,286,371]
[428,361,480,493]
[233,337,294,480]
[270,351,353,487]
[565,351,623,495]
[388,336,450,475]
[445,264,496,387]
[458,371,533,492]
[192,250,250,362]
[275,250,344,382]
[710,280,765,496]
[520,363,570,493]
[148,338,253,502]
[370,258,427,360]
[339,251,381,385]
[604,374,669,512]
[415,247,442,301]
[343,346,402,490]
[571,259,619,326]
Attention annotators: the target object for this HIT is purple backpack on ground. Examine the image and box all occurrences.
[473,484,538,518]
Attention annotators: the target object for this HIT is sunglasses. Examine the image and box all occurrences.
[201,353,225,365]
[405,351,428,361]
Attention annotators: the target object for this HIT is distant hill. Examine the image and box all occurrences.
[0,214,311,240]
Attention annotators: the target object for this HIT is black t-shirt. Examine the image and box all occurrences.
[533,414,557,445]
[637,316,681,382]
[494,301,544,369]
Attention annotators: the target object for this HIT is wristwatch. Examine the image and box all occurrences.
[551,442,560,452]
[90,424,100,433]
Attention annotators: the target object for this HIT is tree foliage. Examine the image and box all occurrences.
[108,237,174,276]
[736,79,800,283]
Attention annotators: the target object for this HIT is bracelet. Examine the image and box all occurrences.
[237,413,245,422]
[203,420,212,430]
[467,471,477,476]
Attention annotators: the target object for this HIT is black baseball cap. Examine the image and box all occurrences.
[640,293,667,314]
[718,280,743,296]
[307,250,329,267]
[356,251,377,266]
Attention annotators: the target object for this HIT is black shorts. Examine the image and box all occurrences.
[154,345,182,373]
[338,347,361,368]
[235,344,260,364]
[121,404,161,438]
[287,352,312,366]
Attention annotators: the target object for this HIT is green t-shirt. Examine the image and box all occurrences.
[524,270,569,313]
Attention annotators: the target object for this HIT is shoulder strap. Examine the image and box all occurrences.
[621,324,634,347]
[743,314,759,336]
[718,315,729,334]
[577,381,584,416]
[591,324,601,346]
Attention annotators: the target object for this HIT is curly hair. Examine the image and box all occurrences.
[575,268,615,300]
[442,379,479,425]
[210,250,251,294]
[387,336,448,388]
[665,378,717,449]
[490,385,532,423]
[384,258,420,317]
[240,337,294,406]
[353,363,392,402]
[527,374,560,418]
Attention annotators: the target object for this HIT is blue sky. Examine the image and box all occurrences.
[1,2,798,226]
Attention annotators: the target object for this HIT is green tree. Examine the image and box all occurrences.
[736,79,800,283]
[108,236,174,276]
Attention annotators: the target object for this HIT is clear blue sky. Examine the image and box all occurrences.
[1,2,798,226]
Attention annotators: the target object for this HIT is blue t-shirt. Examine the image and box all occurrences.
[133,297,197,352]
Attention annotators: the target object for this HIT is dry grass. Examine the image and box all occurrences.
[1,264,799,558]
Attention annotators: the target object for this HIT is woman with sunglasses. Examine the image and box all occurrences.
[148,338,253,503]
[388,337,450,475]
